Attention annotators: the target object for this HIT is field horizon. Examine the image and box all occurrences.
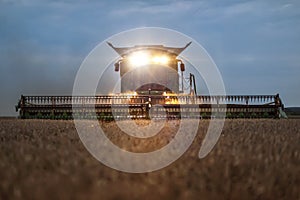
[0,118,299,200]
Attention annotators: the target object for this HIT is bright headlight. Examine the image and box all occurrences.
[128,52,170,67]
[128,52,150,67]
[152,55,169,64]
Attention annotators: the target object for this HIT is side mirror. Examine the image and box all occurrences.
[180,63,185,71]
[114,62,120,72]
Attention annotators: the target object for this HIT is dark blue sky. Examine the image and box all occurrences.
[0,0,299,116]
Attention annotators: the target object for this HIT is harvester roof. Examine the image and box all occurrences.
[107,41,192,57]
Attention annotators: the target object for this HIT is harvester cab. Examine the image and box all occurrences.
[108,42,191,95]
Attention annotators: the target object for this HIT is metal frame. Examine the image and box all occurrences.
[16,94,284,119]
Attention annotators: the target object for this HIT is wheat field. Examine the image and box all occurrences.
[0,119,299,200]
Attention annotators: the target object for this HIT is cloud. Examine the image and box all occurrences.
[110,0,197,16]
[0,0,300,116]
[0,0,103,5]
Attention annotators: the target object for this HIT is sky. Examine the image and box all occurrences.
[0,0,299,116]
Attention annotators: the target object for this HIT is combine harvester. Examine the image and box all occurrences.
[16,42,285,119]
